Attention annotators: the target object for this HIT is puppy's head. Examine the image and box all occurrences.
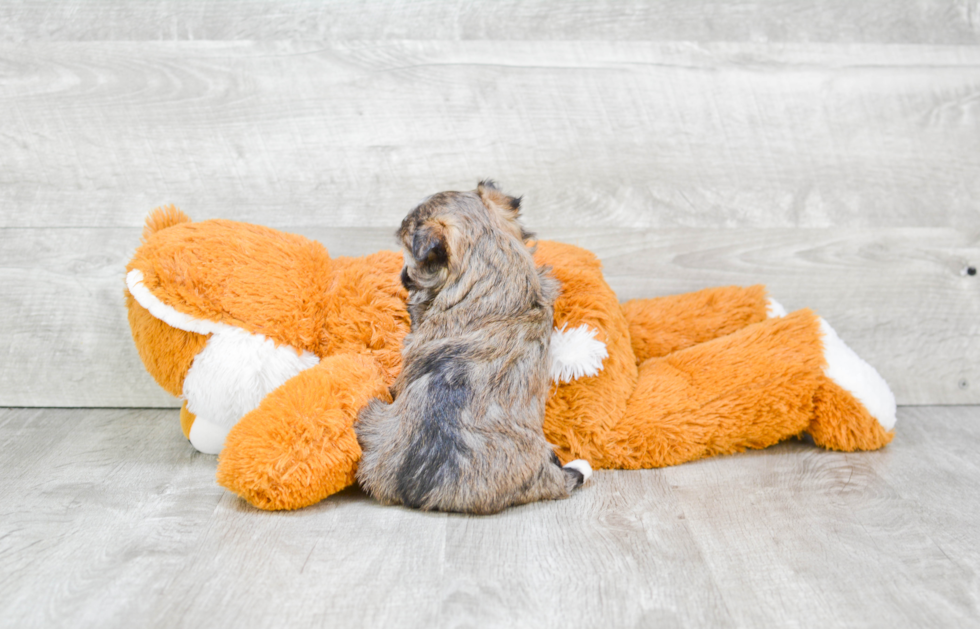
[396,180,529,294]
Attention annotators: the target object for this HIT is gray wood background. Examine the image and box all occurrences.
[1,1,978,407]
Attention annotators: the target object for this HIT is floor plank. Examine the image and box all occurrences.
[0,406,977,628]
[2,0,978,44]
[0,408,220,628]
[864,406,980,573]
[2,41,978,230]
[436,470,732,627]
[665,442,980,627]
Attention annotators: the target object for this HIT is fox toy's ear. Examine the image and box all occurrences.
[411,224,448,268]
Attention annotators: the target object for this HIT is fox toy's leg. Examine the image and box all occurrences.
[615,310,823,468]
[216,353,390,511]
[622,285,783,363]
[807,319,895,451]
[608,309,895,469]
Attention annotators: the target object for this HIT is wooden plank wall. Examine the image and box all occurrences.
[1,2,978,407]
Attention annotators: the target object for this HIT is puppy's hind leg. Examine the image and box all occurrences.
[510,451,593,509]
[354,397,403,506]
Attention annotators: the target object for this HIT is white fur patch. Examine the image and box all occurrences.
[127,268,320,454]
[550,324,608,384]
[767,298,788,318]
[181,327,320,454]
[188,417,231,455]
[126,269,226,335]
[818,318,897,431]
[563,459,593,483]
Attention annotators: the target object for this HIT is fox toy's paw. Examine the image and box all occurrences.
[217,354,390,511]
[808,318,897,451]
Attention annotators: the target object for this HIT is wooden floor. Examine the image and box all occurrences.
[1,405,978,628]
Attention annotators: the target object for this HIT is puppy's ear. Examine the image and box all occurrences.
[477,179,522,219]
[411,225,448,268]
[477,180,532,242]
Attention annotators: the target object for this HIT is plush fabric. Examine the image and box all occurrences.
[125,208,896,510]
[622,284,770,362]
[217,354,391,511]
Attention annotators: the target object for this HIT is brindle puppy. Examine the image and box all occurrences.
[355,181,591,514]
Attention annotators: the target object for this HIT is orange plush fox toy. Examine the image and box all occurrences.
[125,194,896,511]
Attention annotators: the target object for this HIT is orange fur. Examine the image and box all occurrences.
[315,252,408,384]
[623,285,770,362]
[125,208,895,511]
[124,291,208,397]
[179,403,196,441]
[127,212,410,381]
[533,241,638,466]
[810,377,894,451]
[141,204,190,241]
[616,310,825,467]
[128,219,341,353]
[216,354,391,511]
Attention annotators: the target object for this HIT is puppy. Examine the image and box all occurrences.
[355,181,592,514]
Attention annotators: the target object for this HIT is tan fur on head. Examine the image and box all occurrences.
[396,200,457,295]
[395,183,539,334]
[395,181,531,292]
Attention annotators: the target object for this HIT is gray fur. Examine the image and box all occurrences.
[355,181,586,515]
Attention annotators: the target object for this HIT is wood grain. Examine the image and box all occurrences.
[1,41,978,230]
[1,226,976,407]
[0,228,178,408]
[662,419,980,627]
[1,406,978,628]
[435,470,732,627]
[863,406,980,572]
[2,0,978,44]
[0,408,221,628]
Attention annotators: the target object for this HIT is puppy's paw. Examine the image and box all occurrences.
[562,459,593,490]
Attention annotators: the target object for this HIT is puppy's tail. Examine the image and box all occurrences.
[562,459,593,492]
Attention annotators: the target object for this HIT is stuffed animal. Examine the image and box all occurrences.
[125,192,896,511]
